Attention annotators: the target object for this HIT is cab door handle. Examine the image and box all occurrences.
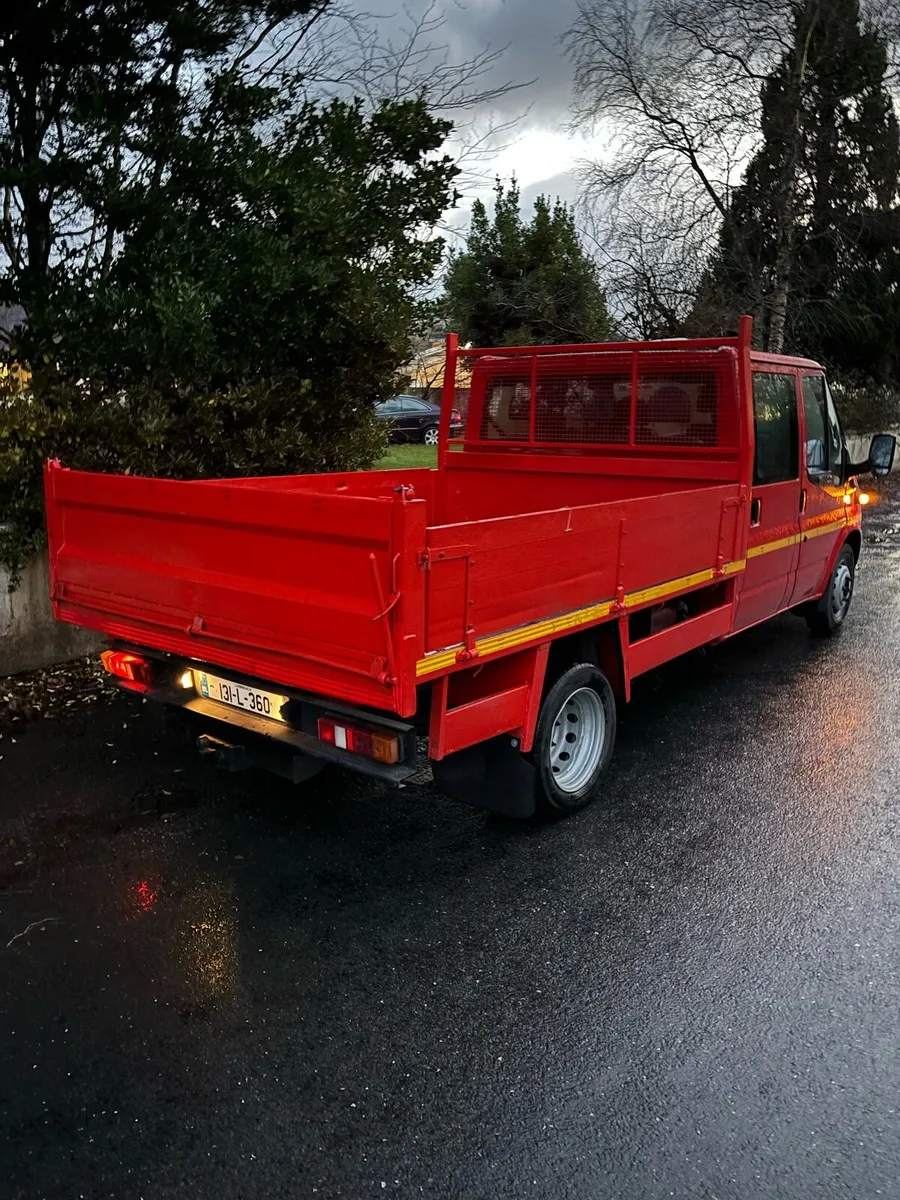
[750,498,761,526]
[799,488,807,514]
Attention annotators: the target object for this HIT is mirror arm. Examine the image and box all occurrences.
[839,449,865,482]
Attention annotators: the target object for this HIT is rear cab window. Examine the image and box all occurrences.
[476,357,736,451]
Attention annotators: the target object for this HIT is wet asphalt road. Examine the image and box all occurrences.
[2,493,899,1200]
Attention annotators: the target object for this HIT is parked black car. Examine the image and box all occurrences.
[374,395,463,445]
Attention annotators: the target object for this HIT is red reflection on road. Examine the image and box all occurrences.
[131,879,159,913]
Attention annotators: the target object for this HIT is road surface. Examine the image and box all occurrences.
[2,487,899,1199]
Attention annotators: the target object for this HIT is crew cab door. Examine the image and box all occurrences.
[791,373,848,605]
[734,369,802,630]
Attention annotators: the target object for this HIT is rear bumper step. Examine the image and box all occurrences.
[177,703,418,783]
[111,646,421,783]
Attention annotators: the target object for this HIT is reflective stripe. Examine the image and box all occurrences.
[804,519,846,539]
[747,533,800,558]
[415,517,848,678]
[747,512,846,558]
[624,567,718,608]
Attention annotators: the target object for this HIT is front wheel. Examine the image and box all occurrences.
[422,425,439,446]
[532,663,616,815]
[806,544,856,636]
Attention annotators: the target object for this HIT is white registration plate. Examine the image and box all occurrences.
[195,670,288,724]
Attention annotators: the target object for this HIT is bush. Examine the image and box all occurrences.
[0,370,388,577]
[0,95,458,579]
[829,379,900,434]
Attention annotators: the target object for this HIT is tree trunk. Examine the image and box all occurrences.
[767,181,797,354]
[766,2,820,354]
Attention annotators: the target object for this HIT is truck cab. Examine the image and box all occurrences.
[740,354,853,629]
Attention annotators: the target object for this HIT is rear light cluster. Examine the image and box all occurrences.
[100,650,154,685]
[317,716,401,764]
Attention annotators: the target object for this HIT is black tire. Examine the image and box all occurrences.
[532,663,616,815]
[422,425,440,446]
[806,544,856,636]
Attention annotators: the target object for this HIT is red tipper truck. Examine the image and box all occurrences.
[44,317,895,818]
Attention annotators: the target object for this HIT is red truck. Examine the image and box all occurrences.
[44,317,894,818]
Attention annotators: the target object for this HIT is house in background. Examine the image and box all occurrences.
[404,336,472,417]
[0,305,29,393]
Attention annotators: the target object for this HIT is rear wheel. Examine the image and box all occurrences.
[422,425,439,446]
[806,544,856,636]
[532,663,616,815]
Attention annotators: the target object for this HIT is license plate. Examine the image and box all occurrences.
[194,670,288,723]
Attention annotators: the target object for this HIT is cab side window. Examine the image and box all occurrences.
[752,372,799,485]
[801,375,842,477]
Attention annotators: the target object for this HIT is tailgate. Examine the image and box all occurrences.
[45,463,427,715]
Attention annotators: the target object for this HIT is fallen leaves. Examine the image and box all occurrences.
[0,656,118,729]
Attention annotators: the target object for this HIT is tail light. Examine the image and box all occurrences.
[317,716,401,764]
[100,650,154,686]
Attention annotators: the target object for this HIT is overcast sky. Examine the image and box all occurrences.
[353,0,593,222]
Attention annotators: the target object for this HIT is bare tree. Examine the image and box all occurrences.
[765,5,819,352]
[579,185,713,338]
[564,0,804,344]
[566,0,769,211]
[239,1,530,189]
[567,0,900,350]
[248,2,518,109]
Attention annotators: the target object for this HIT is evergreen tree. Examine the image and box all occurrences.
[0,2,459,574]
[700,0,900,375]
[443,178,611,346]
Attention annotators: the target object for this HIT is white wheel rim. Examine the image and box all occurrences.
[831,561,853,623]
[424,428,439,445]
[549,687,606,794]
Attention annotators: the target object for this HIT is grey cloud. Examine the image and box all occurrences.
[356,0,582,127]
[439,0,582,123]
[519,170,581,209]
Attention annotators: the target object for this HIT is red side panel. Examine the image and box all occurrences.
[428,643,550,759]
[44,463,427,715]
[627,603,733,677]
[423,485,742,655]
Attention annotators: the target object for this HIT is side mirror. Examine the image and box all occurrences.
[868,433,896,477]
[845,432,896,479]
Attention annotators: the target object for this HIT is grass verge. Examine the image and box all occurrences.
[374,443,437,470]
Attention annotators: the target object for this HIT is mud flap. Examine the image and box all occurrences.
[431,735,536,819]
